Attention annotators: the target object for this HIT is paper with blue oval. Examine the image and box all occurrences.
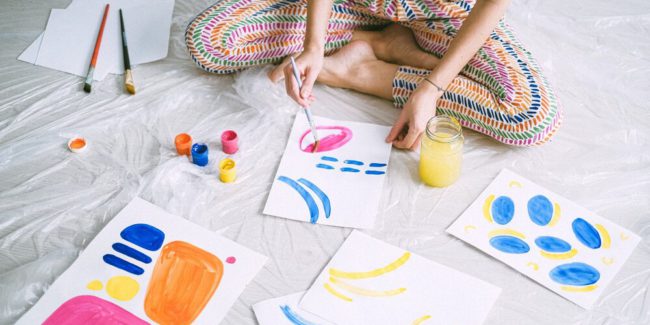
[447,169,640,309]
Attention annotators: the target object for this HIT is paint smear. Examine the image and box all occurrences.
[324,283,352,302]
[365,170,386,175]
[528,195,554,226]
[329,277,406,297]
[369,163,387,168]
[106,276,140,302]
[103,254,144,275]
[412,315,432,325]
[329,252,410,279]
[549,262,600,286]
[489,236,530,254]
[279,305,319,325]
[112,243,152,263]
[144,241,223,325]
[43,295,148,325]
[540,249,578,260]
[483,194,495,223]
[226,256,236,264]
[321,156,338,162]
[548,203,561,227]
[299,126,353,153]
[278,176,319,224]
[86,280,103,291]
[491,196,515,225]
[343,160,364,166]
[534,236,572,253]
[602,257,614,265]
[340,167,360,173]
[527,262,539,271]
[572,218,602,249]
[561,285,598,292]
[595,224,611,249]
[120,224,165,251]
[508,181,522,188]
[316,163,335,170]
[298,178,331,218]
[488,228,526,239]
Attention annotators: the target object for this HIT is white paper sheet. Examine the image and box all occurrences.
[15,197,267,325]
[447,169,641,309]
[300,231,501,325]
[263,114,392,229]
[253,292,334,325]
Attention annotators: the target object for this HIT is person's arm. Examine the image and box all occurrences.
[387,0,511,149]
[284,0,333,107]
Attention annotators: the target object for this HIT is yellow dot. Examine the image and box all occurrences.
[86,280,103,291]
[106,276,140,301]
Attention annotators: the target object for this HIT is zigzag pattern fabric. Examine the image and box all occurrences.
[186,0,562,146]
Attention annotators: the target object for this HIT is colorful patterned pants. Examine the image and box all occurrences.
[186,0,562,146]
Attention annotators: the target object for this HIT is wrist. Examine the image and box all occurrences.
[418,78,444,97]
[303,40,325,54]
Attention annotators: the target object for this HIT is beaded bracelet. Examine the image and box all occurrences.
[422,77,445,93]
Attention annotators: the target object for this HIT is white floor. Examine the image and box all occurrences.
[1,0,649,324]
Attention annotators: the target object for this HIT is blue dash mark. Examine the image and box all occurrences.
[343,160,364,166]
[280,305,319,325]
[316,163,335,170]
[278,176,319,223]
[365,170,386,175]
[102,254,144,275]
[369,163,387,167]
[112,243,152,263]
[298,178,331,218]
[120,224,165,251]
[340,167,360,173]
[321,156,338,162]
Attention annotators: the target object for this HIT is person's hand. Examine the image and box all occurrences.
[386,81,442,150]
[283,49,323,108]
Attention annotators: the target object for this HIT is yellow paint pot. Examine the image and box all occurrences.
[219,158,236,183]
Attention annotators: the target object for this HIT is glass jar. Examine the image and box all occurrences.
[419,115,464,187]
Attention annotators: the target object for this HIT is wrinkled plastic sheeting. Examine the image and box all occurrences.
[1,0,649,324]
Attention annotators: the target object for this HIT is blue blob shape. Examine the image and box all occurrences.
[550,262,600,286]
[103,254,144,275]
[120,224,165,251]
[278,176,319,224]
[365,170,385,175]
[369,163,387,168]
[491,196,515,225]
[343,160,364,166]
[489,236,530,254]
[321,156,338,162]
[535,236,572,253]
[191,143,209,167]
[528,195,554,226]
[340,167,360,173]
[316,163,334,170]
[572,218,602,249]
[112,243,152,263]
[298,178,331,219]
[280,305,318,325]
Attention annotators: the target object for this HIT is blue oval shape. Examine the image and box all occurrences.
[528,195,554,226]
[491,196,515,225]
[490,235,530,254]
[572,218,602,249]
[550,262,600,286]
[535,236,572,253]
[120,224,165,251]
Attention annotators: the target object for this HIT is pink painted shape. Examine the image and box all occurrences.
[225,256,236,264]
[299,126,353,153]
[43,295,149,325]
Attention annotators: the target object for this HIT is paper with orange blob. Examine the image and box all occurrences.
[16,198,267,325]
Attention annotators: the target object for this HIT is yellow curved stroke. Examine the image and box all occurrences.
[509,181,522,188]
[412,315,432,325]
[540,248,578,260]
[548,203,561,227]
[561,285,598,292]
[602,257,614,265]
[527,262,539,271]
[324,283,352,302]
[483,195,495,223]
[329,252,410,280]
[464,225,477,233]
[595,224,611,249]
[488,228,526,239]
[329,277,406,297]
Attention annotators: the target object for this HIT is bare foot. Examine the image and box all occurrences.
[318,40,379,88]
[354,24,439,69]
[268,55,293,83]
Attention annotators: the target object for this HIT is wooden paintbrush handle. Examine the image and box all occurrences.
[91,4,110,67]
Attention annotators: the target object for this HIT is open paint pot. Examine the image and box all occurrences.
[219,158,236,183]
[175,133,192,156]
[68,137,88,153]
[221,130,238,154]
[191,143,209,167]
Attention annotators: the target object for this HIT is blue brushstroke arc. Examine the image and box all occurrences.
[278,176,319,224]
[343,160,364,166]
[528,195,554,226]
[365,170,385,175]
[340,167,360,173]
[280,305,319,325]
[103,254,144,275]
[550,262,600,286]
[489,236,530,254]
[491,196,515,225]
[298,178,331,218]
[321,156,338,162]
[120,224,165,251]
[535,236,572,253]
[316,164,335,170]
[572,218,601,249]
[112,243,152,263]
[369,163,387,168]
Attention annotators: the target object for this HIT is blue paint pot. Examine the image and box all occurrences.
[191,143,209,167]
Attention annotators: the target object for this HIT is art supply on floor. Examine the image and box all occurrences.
[174,133,192,156]
[289,57,319,153]
[191,143,208,166]
[221,130,238,154]
[119,8,135,95]
[219,158,236,183]
[419,115,463,187]
[67,137,88,153]
[83,3,110,93]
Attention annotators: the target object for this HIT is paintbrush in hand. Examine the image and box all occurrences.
[289,57,320,153]
[84,4,110,93]
[119,9,135,94]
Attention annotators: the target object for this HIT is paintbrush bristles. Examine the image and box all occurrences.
[312,141,320,153]
[125,70,135,94]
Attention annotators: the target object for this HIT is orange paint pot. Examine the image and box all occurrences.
[175,133,192,156]
[67,137,88,153]
[144,241,223,325]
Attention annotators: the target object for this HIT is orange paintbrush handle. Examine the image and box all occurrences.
[91,4,110,67]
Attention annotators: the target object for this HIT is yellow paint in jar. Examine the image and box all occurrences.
[419,115,463,187]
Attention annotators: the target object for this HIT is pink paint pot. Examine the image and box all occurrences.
[299,126,353,153]
[221,130,238,154]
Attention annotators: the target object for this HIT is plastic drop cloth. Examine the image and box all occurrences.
[1,0,649,324]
